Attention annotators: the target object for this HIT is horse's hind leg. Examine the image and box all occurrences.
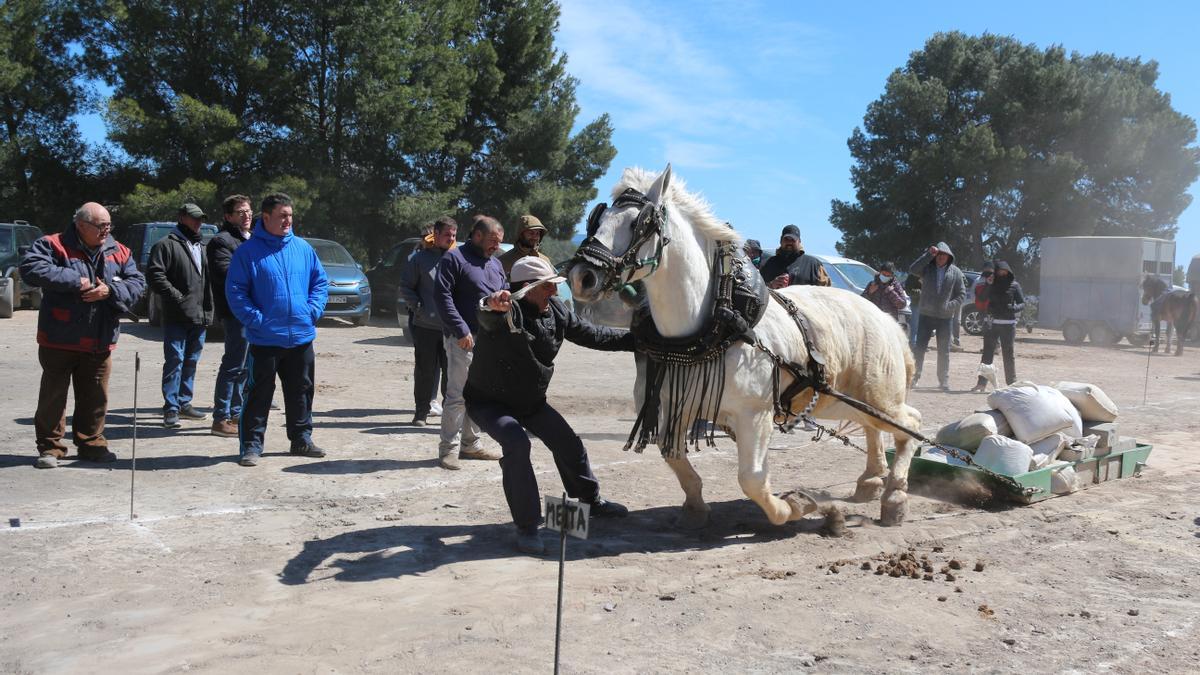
[734,410,814,525]
[665,455,710,529]
[851,425,888,502]
[881,404,922,526]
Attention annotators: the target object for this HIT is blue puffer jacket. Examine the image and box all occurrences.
[20,226,146,353]
[226,225,329,348]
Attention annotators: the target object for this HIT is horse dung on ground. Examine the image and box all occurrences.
[568,164,922,528]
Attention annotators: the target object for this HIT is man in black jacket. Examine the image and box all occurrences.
[207,195,253,437]
[147,203,214,428]
[466,257,635,555]
[758,225,830,289]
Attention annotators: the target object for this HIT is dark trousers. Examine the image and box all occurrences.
[239,342,315,455]
[35,347,112,458]
[212,316,249,421]
[980,322,1017,385]
[913,314,952,386]
[411,324,447,419]
[466,398,600,531]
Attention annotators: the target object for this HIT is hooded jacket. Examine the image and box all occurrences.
[20,225,146,353]
[465,296,634,417]
[975,261,1025,322]
[497,219,551,276]
[225,225,329,348]
[147,224,214,326]
[908,242,965,319]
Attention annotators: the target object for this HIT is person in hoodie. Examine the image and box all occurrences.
[908,242,965,390]
[498,214,552,276]
[147,203,214,428]
[225,193,329,467]
[759,225,830,289]
[206,194,254,437]
[861,261,907,321]
[970,260,1025,392]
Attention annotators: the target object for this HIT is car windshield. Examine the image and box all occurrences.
[310,240,357,266]
[834,262,877,289]
[0,226,11,253]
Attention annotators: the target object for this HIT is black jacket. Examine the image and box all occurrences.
[207,221,249,321]
[976,262,1025,322]
[759,249,828,287]
[147,225,213,326]
[465,296,634,417]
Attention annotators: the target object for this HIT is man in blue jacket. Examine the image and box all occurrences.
[225,193,329,467]
[21,202,146,468]
[432,215,506,470]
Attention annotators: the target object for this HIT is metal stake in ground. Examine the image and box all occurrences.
[1143,333,1154,405]
[130,352,139,520]
[545,493,590,675]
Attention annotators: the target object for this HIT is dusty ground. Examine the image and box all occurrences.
[1,309,1198,674]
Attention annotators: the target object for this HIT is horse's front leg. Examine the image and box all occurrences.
[664,455,710,529]
[851,426,888,502]
[881,404,922,526]
[1152,316,1161,353]
[733,409,816,525]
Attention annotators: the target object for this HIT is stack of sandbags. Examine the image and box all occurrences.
[1052,381,1133,456]
[987,382,1083,444]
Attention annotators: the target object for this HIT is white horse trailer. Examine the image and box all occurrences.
[1038,236,1175,346]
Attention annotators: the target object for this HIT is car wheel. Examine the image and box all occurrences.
[1125,333,1149,348]
[1088,323,1119,346]
[1062,321,1087,345]
[0,278,13,319]
[961,309,985,336]
[353,310,371,327]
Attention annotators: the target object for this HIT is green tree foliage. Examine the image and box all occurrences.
[84,0,614,259]
[831,32,1200,275]
[0,0,90,228]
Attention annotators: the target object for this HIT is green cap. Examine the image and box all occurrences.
[179,203,206,219]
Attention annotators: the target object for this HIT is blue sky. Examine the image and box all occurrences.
[556,0,1200,268]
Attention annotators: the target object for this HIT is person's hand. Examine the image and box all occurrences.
[927,245,939,256]
[866,282,878,293]
[79,276,93,292]
[486,290,512,312]
[81,280,109,303]
[768,273,790,289]
[457,334,475,351]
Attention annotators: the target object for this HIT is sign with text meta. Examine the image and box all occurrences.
[544,496,590,540]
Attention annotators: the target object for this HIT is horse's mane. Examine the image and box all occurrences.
[614,167,742,244]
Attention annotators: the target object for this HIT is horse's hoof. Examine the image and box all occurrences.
[781,490,820,520]
[850,477,885,503]
[880,490,909,526]
[678,505,710,530]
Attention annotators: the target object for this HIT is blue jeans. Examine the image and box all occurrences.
[162,323,206,412]
[212,316,249,421]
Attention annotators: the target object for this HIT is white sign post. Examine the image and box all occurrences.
[545,493,590,675]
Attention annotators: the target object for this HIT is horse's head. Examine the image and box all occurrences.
[568,164,672,303]
[1141,275,1167,305]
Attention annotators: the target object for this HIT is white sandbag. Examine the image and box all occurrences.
[1029,432,1069,459]
[974,435,1034,476]
[975,409,1013,437]
[935,413,998,452]
[1053,381,1119,423]
[987,382,1083,443]
[921,447,969,466]
[1051,463,1080,494]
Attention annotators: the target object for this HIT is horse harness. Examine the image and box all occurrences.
[573,188,670,294]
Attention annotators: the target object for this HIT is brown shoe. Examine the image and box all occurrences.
[460,445,502,461]
[211,419,239,437]
[438,453,461,470]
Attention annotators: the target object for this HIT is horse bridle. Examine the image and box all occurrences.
[571,187,670,293]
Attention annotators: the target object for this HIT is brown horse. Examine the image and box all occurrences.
[1141,275,1199,355]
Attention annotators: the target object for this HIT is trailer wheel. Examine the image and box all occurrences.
[1062,321,1087,345]
[1088,324,1120,346]
[1126,333,1149,347]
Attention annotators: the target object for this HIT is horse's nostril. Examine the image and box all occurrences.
[581,270,596,290]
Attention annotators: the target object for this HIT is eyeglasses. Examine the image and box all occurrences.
[82,220,112,231]
[233,209,253,216]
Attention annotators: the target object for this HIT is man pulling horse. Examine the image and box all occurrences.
[1141,275,1198,355]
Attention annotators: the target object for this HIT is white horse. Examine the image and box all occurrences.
[569,165,922,528]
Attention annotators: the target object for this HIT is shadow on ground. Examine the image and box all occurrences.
[282,458,440,474]
[279,499,833,585]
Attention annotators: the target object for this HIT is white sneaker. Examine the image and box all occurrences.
[429,400,443,417]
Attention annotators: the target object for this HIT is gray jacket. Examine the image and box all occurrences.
[399,245,448,331]
[909,242,965,319]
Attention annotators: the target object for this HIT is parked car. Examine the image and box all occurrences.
[305,237,372,326]
[763,250,913,330]
[960,270,984,336]
[366,237,423,315]
[0,220,45,318]
[111,221,219,324]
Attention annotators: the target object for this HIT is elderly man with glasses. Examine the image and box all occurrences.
[19,202,146,468]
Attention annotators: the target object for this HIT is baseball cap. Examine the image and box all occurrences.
[510,257,566,299]
[179,203,206,219]
[780,224,801,241]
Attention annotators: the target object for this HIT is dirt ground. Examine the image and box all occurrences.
[1,308,1198,674]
